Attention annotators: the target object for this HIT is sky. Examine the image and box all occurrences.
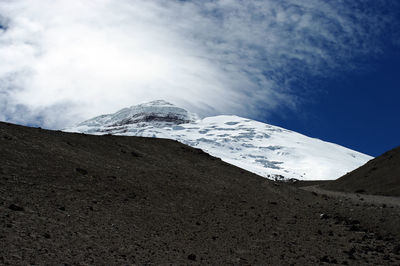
[0,0,399,156]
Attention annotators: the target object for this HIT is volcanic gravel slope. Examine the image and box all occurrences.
[0,122,400,265]
[323,146,400,197]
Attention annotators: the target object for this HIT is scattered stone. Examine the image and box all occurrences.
[3,135,12,140]
[375,245,385,253]
[131,151,141,157]
[345,247,356,260]
[58,206,66,211]
[8,204,24,211]
[348,225,360,232]
[393,244,400,254]
[320,255,330,263]
[128,192,136,199]
[43,233,51,239]
[320,213,329,220]
[76,168,88,175]
[187,254,196,261]
[355,189,365,194]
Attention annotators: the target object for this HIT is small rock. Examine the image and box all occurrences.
[345,247,356,260]
[3,135,12,140]
[348,225,360,232]
[187,254,196,261]
[76,168,88,175]
[128,192,136,199]
[320,256,330,263]
[8,204,24,211]
[131,151,141,157]
[393,244,400,254]
[43,233,51,239]
[320,213,329,220]
[355,189,365,194]
[375,245,385,253]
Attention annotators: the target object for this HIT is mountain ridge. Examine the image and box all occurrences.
[322,145,400,196]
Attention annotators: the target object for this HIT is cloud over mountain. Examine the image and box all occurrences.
[0,0,398,128]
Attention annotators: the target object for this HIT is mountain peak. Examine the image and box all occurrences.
[135,99,176,107]
[77,100,199,129]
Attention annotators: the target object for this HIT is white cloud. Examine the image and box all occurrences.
[0,0,398,128]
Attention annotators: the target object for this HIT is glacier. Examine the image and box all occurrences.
[65,100,372,181]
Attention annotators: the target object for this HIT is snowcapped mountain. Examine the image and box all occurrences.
[65,100,372,181]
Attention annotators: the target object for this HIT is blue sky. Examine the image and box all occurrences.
[268,45,400,157]
[0,0,399,156]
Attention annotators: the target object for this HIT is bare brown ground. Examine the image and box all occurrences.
[1,122,400,265]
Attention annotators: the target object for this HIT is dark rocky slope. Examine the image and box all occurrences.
[323,146,400,197]
[1,122,399,265]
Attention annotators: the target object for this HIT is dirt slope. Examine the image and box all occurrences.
[1,122,400,265]
[323,146,400,196]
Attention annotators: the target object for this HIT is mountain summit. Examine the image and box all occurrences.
[66,100,372,181]
[77,100,199,129]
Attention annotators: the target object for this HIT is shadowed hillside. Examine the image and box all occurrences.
[323,146,400,196]
[1,122,400,265]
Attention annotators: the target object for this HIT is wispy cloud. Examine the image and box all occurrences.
[0,0,398,128]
